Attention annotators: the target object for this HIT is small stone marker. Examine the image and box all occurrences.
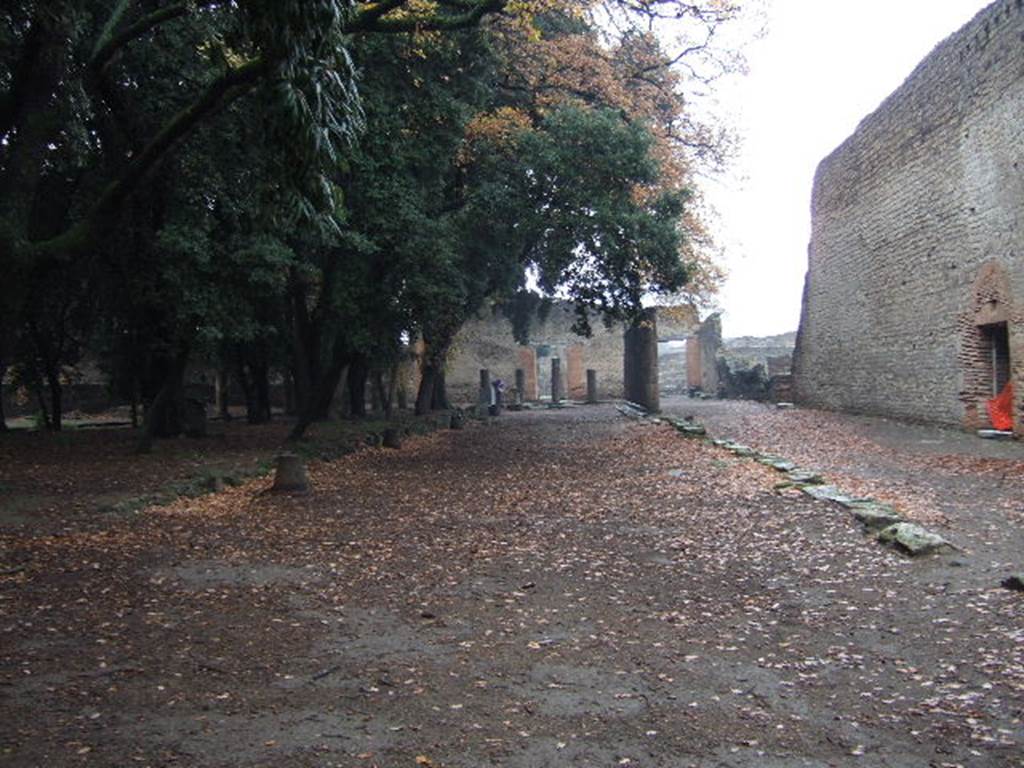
[383,428,402,449]
[586,369,598,404]
[450,409,465,430]
[272,453,309,493]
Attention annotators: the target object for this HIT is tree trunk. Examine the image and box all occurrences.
[347,355,368,418]
[130,374,141,429]
[396,376,408,412]
[384,362,398,420]
[0,361,8,431]
[337,375,351,419]
[288,276,316,411]
[45,364,62,431]
[415,363,438,416]
[216,367,232,421]
[288,347,349,442]
[235,358,256,424]
[284,370,297,416]
[137,349,188,453]
[253,359,271,424]
[432,369,450,411]
[373,369,389,416]
[370,371,382,413]
[33,381,50,429]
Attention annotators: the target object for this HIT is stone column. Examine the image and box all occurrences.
[623,308,659,412]
[586,369,598,404]
[479,369,492,406]
[551,358,562,404]
[515,368,526,406]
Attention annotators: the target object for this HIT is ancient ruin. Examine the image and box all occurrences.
[441,301,703,404]
[794,0,1023,435]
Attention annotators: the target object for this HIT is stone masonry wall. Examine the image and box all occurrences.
[793,0,1024,433]
[444,302,697,404]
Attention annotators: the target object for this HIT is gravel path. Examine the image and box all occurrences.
[2,404,1022,767]
[661,396,1024,582]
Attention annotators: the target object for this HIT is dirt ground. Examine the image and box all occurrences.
[1,402,1023,767]
[0,414,426,534]
[0,419,292,533]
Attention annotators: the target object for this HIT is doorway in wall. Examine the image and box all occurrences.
[979,321,1012,430]
[981,322,1011,396]
[657,340,687,397]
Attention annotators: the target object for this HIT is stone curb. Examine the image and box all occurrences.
[654,417,957,558]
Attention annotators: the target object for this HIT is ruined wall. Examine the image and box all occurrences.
[686,313,721,394]
[444,302,697,404]
[793,0,1024,433]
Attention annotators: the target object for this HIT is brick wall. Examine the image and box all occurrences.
[686,314,721,393]
[443,302,697,404]
[793,0,1024,434]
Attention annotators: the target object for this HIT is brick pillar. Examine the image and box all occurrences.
[623,308,659,412]
[566,344,585,399]
[517,347,538,401]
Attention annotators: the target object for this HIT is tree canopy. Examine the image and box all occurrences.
[0,0,748,436]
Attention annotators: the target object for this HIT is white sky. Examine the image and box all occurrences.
[705,0,992,338]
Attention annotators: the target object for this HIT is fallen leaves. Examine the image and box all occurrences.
[1,403,1022,767]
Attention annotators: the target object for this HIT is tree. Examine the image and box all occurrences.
[0,0,515,439]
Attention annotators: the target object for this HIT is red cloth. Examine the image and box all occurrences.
[987,382,1014,431]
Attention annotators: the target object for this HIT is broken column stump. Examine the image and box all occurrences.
[272,453,309,493]
[586,369,598,404]
[551,358,562,404]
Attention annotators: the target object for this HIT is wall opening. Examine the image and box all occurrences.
[959,260,1015,432]
[657,340,687,397]
[980,322,1011,396]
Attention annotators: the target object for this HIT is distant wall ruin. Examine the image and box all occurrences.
[686,314,721,394]
[793,0,1024,434]
[442,302,699,404]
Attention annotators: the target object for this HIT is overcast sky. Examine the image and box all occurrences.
[704,0,992,338]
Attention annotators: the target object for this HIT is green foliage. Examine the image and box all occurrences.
[465,105,690,335]
[500,291,553,345]
[0,0,721,429]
